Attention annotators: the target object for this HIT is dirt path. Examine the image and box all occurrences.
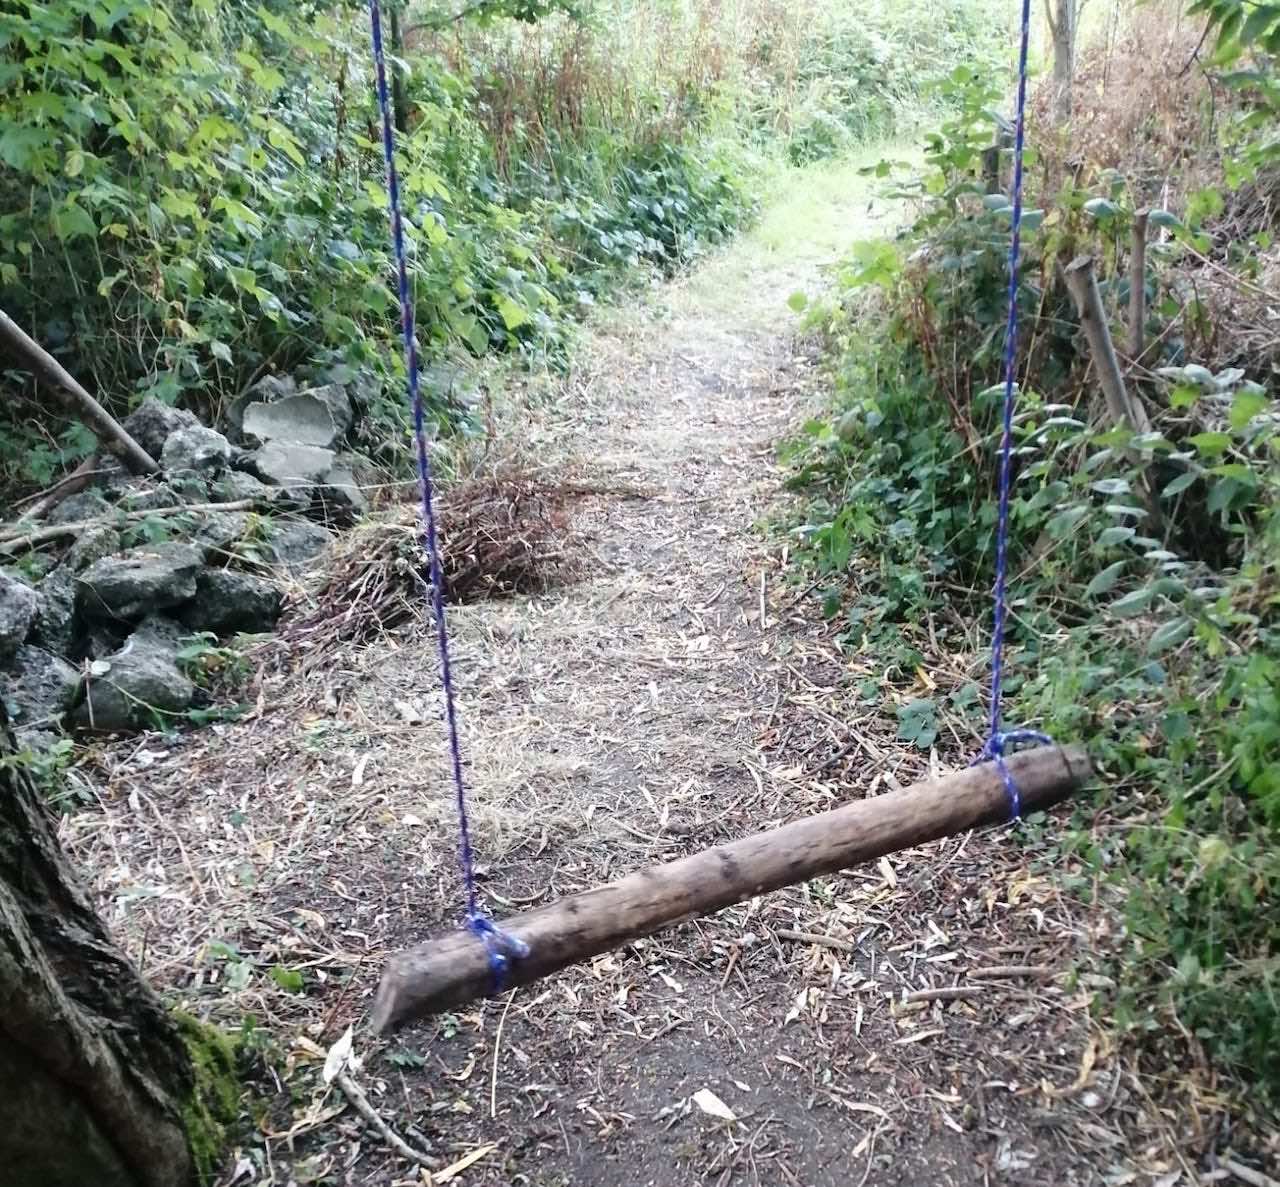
[69,157,1177,1187]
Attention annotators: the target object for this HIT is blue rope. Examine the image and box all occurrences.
[368,0,529,988]
[977,0,1052,819]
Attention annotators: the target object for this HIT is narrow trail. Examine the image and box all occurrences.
[71,158,1159,1187]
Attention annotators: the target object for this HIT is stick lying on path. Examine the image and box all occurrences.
[373,744,1091,1032]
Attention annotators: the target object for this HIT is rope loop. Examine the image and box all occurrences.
[467,915,532,990]
[973,729,1053,820]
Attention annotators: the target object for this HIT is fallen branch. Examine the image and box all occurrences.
[334,1071,437,1170]
[968,964,1051,980]
[373,744,1091,1030]
[0,306,157,476]
[904,986,983,1003]
[0,500,262,554]
[774,929,856,953]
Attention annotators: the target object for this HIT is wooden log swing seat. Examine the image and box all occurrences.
[373,744,1090,1032]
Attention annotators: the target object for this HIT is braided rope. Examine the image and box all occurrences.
[368,0,528,985]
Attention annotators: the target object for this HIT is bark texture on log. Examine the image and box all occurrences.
[0,708,198,1187]
[374,744,1091,1031]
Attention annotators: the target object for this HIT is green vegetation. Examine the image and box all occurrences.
[0,0,1004,501]
[173,1010,242,1182]
[786,13,1279,1106]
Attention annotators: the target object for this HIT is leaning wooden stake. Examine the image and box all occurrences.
[373,744,1091,1031]
[1063,254,1164,532]
[0,306,158,476]
[1063,255,1152,434]
[1128,210,1149,362]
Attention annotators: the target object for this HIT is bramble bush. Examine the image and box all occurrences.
[786,61,1279,1103]
[0,0,1010,502]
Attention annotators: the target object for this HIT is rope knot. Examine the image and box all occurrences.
[467,914,530,990]
[974,729,1053,821]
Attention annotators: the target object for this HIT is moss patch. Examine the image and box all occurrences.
[173,1011,240,1182]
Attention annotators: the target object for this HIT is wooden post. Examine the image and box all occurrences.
[1128,209,1149,362]
[0,307,158,476]
[373,744,1091,1032]
[1063,255,1151,434]
[981,143,1002,195]
[1063,254,1164,532]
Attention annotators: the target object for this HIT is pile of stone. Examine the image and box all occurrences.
[0,373,372,743]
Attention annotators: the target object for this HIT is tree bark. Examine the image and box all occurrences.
[388,3,411,137]
[0,708,203,1187]
[1129,209,1150,361]
[1045,0,1077,124]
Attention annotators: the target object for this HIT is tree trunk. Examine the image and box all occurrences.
[388,3,410,137]
[0,709,229,1186]
[1045,0,1077,124]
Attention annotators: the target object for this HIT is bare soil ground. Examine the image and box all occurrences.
[65,159,1213,1187]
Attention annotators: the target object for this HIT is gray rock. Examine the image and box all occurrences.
[225,374,297,440]
[246,442,367,521]
[0,571,38,658]
[161,425,232,477]
[179,569,283,636]
[47,489,111,526]
[121,397,200,461]
[2,645,79,731]
[317,455,368,519]
[210,470,280,505]
[76,542,204,623]
[116,479,199,513]
[68,621,194,733]
[247,441,337,489]
[241,383,353,450]
[31,568,76,655]
[262,519,334,573]
[192,511,253,557]
[66,525,123,572]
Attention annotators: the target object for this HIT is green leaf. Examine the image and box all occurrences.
[1162,471,1199,498]
[52,202,95,241]
[495,295,531,331]
[1085,561,1128,598]
[1187,431,1232,456]
[1083,197,1119,219]
[896,698,938,750]
[1097,525,1136,547]
[1111,587,1155,617]
[1148,618,1192,655]
[270,965,305,993]
[1241,3,1280,45]
[1228,386,1267,429]
[64,149,85,178]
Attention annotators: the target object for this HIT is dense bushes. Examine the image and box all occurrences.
[787,47,1279,1104]
[0,0,1009,503]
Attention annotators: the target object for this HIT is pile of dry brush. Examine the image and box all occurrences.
[281,462,592,657]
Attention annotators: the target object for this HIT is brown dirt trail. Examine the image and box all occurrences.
[66,159,1186,1187]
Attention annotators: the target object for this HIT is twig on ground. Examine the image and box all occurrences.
[774,929,855,953]
[334,1070,437,1171]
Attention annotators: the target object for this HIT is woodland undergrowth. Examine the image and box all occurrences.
[785,0,1279,1121]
